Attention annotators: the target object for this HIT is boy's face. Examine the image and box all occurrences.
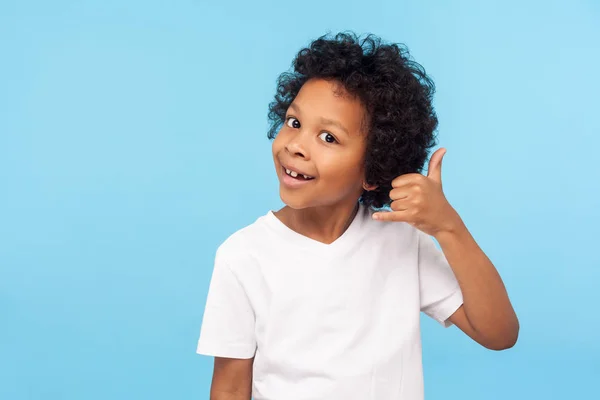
[272,78,368,210]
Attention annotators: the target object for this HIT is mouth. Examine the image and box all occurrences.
[279,164,316,188]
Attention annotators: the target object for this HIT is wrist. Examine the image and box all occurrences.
[434,210,467,243]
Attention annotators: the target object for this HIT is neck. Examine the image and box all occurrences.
[274,201,360,245]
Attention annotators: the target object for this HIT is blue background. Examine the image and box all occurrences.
[1,0,599,398]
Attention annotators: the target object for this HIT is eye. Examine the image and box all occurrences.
[318,132,337,144]
[286,117,300,129]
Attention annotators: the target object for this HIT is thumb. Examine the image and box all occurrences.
[427,148,446,183]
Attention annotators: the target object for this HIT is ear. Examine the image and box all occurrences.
[363,182,378,191]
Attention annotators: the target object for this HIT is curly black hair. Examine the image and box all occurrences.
[267,32,439,209]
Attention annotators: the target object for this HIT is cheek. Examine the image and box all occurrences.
[319,153,364,185]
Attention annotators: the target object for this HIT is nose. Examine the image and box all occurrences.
[285,133,310,160]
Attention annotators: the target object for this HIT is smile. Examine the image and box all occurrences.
[280,165,316,188]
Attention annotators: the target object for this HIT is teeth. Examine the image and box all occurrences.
[285,167,312,179]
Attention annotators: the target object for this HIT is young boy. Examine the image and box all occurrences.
[196,32,519,400]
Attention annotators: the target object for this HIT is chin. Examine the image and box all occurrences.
[279,189,313,210]
[279,194,305,210]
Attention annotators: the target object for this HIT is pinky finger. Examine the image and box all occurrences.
[372,211,410,222]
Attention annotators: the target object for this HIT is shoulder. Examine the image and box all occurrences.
[215,211,272,268]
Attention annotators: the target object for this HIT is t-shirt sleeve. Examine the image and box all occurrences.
[417,230,464,327]
[196,250,257,359]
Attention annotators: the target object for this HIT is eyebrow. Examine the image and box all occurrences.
[288,103,350,136]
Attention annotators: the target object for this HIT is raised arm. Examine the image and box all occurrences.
[372,148,519,349]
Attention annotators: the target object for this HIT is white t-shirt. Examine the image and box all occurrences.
[197,203,463,400]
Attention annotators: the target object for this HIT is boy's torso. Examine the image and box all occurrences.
[220,205,428,399]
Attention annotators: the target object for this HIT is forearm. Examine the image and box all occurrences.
[435,217,519,347]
